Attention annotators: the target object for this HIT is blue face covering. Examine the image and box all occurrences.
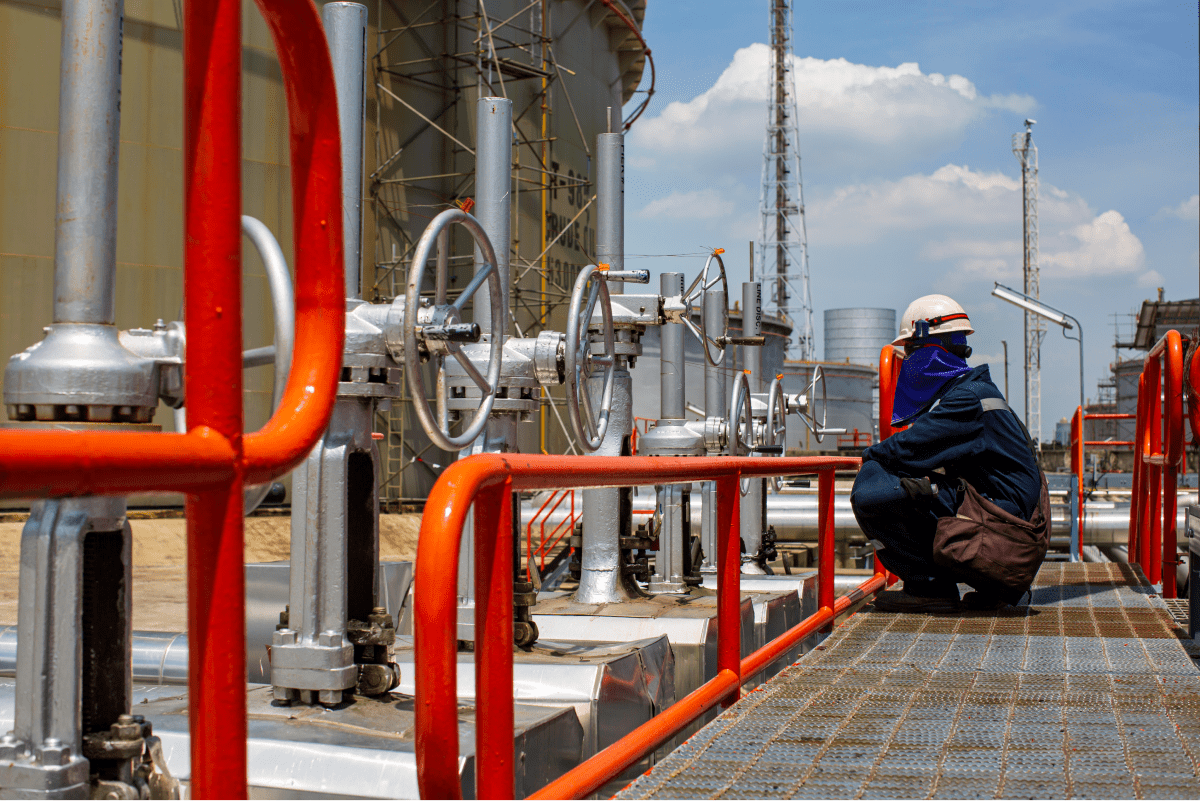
[891,339,971,425]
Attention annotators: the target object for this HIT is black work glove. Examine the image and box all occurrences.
[899,476,938,498]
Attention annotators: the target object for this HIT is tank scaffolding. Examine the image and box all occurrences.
[1013,119,1042,447]
[366,0,653,503]
[756,0,814,360]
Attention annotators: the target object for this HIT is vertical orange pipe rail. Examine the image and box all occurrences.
[183,1,246,795]
[878,345,902,440]
[817,470,836,626]
[475,483,515,800]
[717,474,741,708]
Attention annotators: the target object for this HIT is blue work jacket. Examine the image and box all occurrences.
[863,365,1042,519]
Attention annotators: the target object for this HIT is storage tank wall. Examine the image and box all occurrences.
[824,308,896,366]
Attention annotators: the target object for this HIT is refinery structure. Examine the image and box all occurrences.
[0,0,1198,799]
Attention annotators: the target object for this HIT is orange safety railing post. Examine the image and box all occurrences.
[1147,356,1163,583]
[817,469,836,627]
[182,0,246,795]
[716,473,742,708]
[1130,371,1148,566]
[1071,406,1084,554]
[475,481,515,799]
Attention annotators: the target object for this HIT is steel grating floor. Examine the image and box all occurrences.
[616,563,1200,800]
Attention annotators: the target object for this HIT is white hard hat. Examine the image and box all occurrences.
[892,294,974,347]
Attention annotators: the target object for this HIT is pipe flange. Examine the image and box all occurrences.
[636,419,707,457]
[5,324,159,422]
[533,330,565,385]
[703,416,727,452]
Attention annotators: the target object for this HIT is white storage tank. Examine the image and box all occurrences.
[824,308,896,367]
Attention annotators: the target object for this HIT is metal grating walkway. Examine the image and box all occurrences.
[617,564,1200,799]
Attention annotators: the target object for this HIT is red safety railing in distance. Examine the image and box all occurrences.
[1128,330,1188,598]
[525,489,577,582]
[1069,407,1136,555]
[0,1,346,796]
[414,453,885,800]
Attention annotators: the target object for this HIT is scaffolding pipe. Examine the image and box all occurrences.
[322,2,367,300]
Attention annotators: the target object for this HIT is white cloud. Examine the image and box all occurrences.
[641,188,735,220]
[1137,269,1165,287]
[1041,210,1145,277]
[629,45,1036,180]
[1155,194,1199,222]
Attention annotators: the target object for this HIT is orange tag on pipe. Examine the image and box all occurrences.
[714,248,725,255]
[744,369,751,375]
[597,263,610,271]
[776,374,783,380]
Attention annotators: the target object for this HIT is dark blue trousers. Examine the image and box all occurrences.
[849,459,963,598]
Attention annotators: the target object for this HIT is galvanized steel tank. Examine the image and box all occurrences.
[824,308,896,366]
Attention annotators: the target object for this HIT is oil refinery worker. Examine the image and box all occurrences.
[850,295,1046,613]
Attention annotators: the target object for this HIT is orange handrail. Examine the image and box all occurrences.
[525,488,578,580]
[1128,330,1187,597]
[413,453,876,800]
[0,1,345,796]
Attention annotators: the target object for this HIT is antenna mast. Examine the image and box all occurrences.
[757,0,813,359]
[1013,119,1042,448]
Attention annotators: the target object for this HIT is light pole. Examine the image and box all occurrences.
[992,282,1084,469]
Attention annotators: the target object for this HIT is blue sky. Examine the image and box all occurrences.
[619,0,1199,438]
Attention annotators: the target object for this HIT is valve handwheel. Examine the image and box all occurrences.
[680,251,729,367]
[565,265,616,451]
[798,365,830,444]
[729,371,755,495]
[765,376,788,492]
[403,208,504,452]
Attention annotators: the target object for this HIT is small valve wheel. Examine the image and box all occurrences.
[764,376,788,492]
[729,371,755,495]
[565,265,616,451]
[679,251,729,367]
[796,365,830,444]
[403,208,504,452]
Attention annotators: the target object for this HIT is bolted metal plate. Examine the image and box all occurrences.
[617,563,1200,800]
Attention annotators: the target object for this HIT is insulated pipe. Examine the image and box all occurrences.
[322,2,368,300]
[741,282,764,563]
[701,288,727,570]
[578,128,634,603]
[53,0,123,325]
[660,273,686,420]
[596,132,624,295]
[473,97,512,336]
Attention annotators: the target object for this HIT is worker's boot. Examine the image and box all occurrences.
[874,580,960,613]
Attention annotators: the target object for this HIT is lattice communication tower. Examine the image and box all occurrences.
[1012,119,1042,446]
[756,0,813,359]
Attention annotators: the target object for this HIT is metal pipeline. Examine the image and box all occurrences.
[322,2,367,301]
[473,97,512,333]
[578,131,636,604]
[740,282,764,561]
[0,626,188,686]
[54,0,123,325]
[522,492,1191,546]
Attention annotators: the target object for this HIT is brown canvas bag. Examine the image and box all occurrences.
[932,474,1051,605]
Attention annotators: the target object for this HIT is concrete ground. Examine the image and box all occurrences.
[0,513,422,631]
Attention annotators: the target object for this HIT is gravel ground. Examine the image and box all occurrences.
[0,513,422,631]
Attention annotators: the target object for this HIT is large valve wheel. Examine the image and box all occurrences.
[403,208,504,452]
[565,265,616,452]
[797,365,830,444]
[729,370,755,495]
[680,252,729,367]
[764,376,788,492]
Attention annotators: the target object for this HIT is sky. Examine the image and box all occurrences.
[618,0,1199,439]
